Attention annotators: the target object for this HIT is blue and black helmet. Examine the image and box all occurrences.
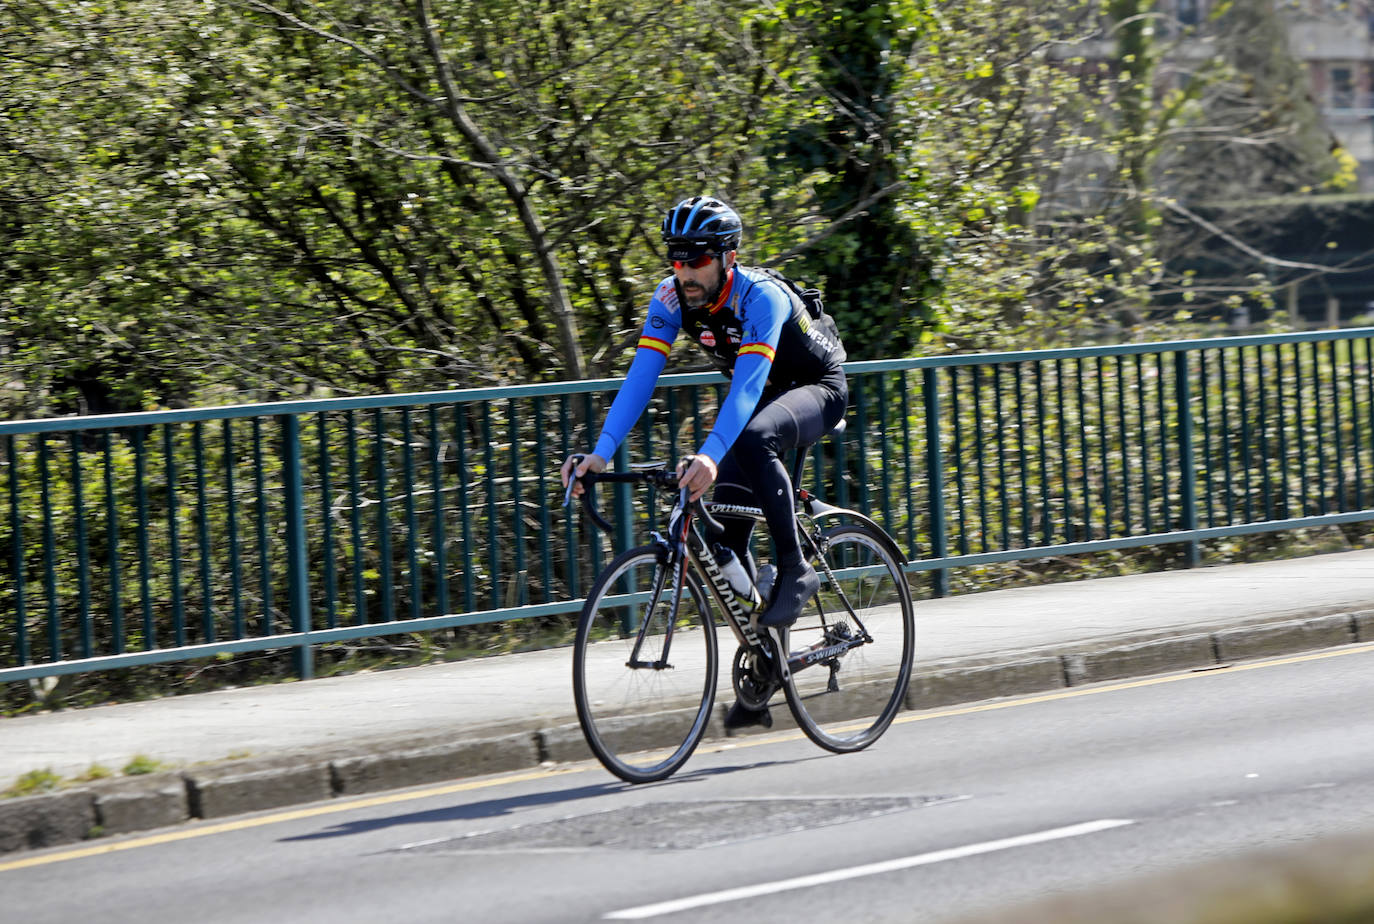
[661,196,743,260]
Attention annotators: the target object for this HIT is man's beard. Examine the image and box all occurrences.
[681,264,726,308]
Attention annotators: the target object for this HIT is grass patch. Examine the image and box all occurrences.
[121,754,165,776]
[3,768,62,799]
[72,764,114,783]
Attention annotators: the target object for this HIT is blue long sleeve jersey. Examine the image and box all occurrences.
[593,265,845,465]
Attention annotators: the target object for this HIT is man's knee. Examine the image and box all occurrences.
[734,421,784,460]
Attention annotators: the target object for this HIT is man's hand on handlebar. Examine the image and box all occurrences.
[560,452,607,499]
[676,454,717,503]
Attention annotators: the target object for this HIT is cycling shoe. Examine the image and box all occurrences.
[757,563,819,628]
[724,700,773,731]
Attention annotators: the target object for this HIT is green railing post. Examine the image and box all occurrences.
[162,426,185,647]
[483,404,499,610]
[923,368,949,597]
[401,409,422,620]
[345,411,366,626]
[584,392,604,570]
[994,365,1011,549]
[38,436,60,662]
[102,432,124,654]
[900,372,916,556]
[223,420,245,639]
[454,404,478,613]
[281,414,314,679]
[317,414,340,630]
[6,436,29,665]
[193,423,215,644]
[532,398,554,605]
[69,434,92,658]
[1014,363,1033,545]
[134,426,154,648]
[374,408,395,623]
[558,397,579,601]
[614,442,633,556]
[252,418,274,635]
[877,373,894,537]
[427,407,451,617]
[1175,351,1202,567]
[509,399,528,606]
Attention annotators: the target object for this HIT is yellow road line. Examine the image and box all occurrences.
[5,641,1372,874]
[888,641,1374,726]
[698,641,1374,748]
[0,766,580,874]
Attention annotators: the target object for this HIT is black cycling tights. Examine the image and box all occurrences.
[711,371,847,574]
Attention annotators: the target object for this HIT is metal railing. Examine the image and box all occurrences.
[4,328,1374,683]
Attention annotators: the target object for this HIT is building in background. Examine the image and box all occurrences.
[1149,1,1374,326]
[1280,0,1374,190]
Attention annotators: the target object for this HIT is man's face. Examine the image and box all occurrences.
[673,251,736,308]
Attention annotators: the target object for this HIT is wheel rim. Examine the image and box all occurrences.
[783,526,913,751]
[574,549,717,781]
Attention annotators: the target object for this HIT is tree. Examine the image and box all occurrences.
[1,0,1358,421]
[755,0,933,358]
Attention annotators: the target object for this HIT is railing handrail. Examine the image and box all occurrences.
[6,326,1371,436]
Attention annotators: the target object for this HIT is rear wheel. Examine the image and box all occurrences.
[781,524,914,752]
[573,545,718,783]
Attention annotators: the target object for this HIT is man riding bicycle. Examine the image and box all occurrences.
[561,196,848,725]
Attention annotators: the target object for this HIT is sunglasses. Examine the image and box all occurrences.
[672,253,717,270]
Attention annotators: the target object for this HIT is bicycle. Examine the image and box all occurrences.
[564,425,915,784]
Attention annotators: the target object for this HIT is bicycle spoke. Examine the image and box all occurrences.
[573,546,718,783]
[781,524,914,752]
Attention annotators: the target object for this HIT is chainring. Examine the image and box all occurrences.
[731,644,778,710]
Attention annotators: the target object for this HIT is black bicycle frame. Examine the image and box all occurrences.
[571,464,872,682]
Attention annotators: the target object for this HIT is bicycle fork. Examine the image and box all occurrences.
[624,553,686,670]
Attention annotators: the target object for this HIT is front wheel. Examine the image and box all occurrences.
[781,524,914,753]
[573,545,718,783]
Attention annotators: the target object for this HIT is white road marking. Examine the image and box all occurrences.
[604,818,1135,920]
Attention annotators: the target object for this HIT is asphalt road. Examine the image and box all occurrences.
[6,644,1374,924]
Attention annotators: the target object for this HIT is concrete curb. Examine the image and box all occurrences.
[330,734,540,797]
[2,609,1371,856]
[90,772,190,835]
[186,756,335,820]
[908,655,1066,709]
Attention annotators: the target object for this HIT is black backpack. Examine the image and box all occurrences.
[754,266,844,357]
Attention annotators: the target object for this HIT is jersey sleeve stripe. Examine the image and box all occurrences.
[637,336,672,356]
[738,343,776,362]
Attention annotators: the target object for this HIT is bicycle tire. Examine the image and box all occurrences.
[573,544,719,783]
[780,523,914,753]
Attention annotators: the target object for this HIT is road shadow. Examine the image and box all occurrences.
[279,754,821,843]
[646,753,828,786]
[279,781,627,841]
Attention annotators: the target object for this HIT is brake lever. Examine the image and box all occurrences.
[676,454,725,536]
[562,454,585,508]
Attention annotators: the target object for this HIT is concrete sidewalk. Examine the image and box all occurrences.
[2,548,1372,854]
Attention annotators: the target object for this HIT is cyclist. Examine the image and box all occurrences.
[561,195,847,725]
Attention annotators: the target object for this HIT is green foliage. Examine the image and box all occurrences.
[2,0,1346,417]
[757,0,934,356]
[3,768,61,798]
[121,754,165,775]
[73,764,115,783]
